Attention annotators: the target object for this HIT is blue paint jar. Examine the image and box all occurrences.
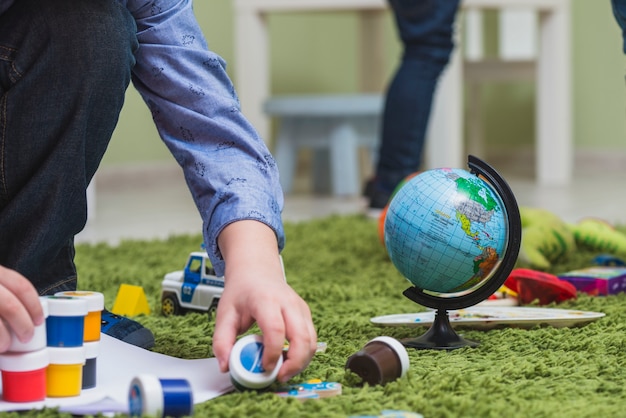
[128,374,193,418]
[229,334,282,391]
[45,296,88,348]
[55,291,104,342]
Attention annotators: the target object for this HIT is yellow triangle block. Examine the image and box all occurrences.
[111,284,151,316]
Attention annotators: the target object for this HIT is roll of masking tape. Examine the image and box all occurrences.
[128,374,193,418]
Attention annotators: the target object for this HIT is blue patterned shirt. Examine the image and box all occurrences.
[0,0,285,276]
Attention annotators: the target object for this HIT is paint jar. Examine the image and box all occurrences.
[8,297,49,352]
[46,346,85,397]
[229,334,282,391]
[55,291,104,342]
[45,296,88,347]
[345,336,410,386]
[82,340,99,389]
[0,348,49,402]
[129,374,193,418]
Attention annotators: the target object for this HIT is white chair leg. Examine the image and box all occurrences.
[330,121,359,196]
[273,119,298,194]
[312,149,331,194]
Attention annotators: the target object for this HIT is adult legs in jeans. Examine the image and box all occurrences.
[366,0,460,210]
[0,0,137,294]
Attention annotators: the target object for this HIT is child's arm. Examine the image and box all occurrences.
[212,220,317,383]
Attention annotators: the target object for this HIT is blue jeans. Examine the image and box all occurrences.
[0,0,137,294]
[374,0,460,195]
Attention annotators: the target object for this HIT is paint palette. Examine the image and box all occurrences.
[370,306,605,330]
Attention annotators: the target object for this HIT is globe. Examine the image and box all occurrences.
[384,168,507,294]
[383,156,521,350]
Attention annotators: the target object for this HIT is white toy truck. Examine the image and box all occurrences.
[161,251,224,318]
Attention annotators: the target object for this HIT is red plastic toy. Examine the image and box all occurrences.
[505,268,577,305]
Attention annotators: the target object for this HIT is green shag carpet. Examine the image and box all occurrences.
[11,215,626,418]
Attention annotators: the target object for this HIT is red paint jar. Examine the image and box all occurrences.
[0,348,49,402]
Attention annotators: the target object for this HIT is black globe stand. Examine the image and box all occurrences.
[401,292,479,350]
[395,155,522,351]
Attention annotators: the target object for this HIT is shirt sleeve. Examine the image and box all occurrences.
[123,0,285,276]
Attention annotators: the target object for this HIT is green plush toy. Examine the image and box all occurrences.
[569,218,626,255]
[518,207,577,269]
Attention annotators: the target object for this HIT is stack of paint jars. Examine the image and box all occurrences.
[55,291,104,390]
[0,297,50,402]
[45,295,89,397]
[0,291,105,402]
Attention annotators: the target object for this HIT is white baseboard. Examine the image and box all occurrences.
[92,147,626,193]
[95,161,184,189]
[486,147,626,177]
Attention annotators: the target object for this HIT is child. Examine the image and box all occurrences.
[0,0,316,382]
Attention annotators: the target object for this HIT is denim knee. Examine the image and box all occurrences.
[48,0,138,85]
[39,276,78,296]
[2,0,137,89]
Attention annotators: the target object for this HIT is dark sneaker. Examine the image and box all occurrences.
[101,309,155,349]
[363,178,392,219]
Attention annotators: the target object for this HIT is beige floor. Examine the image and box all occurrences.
[76,157,626,245]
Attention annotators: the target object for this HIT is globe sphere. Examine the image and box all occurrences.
[378,172,420,246]
[384,167,508,294]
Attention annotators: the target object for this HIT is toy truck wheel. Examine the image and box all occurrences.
[161,294,181,316]
[207,298,220,320]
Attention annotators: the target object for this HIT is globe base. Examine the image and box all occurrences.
[401,307,479,350]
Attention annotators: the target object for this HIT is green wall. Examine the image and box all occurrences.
[103,0,626,166]
[572,0,626,149]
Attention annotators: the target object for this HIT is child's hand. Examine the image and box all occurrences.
[213,273,316,382]
[0,266,45,352]
[212,221,317,383]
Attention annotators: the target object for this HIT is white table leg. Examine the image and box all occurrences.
[537,4,572,186]
[234,10,271,142]
[426,33,464,170]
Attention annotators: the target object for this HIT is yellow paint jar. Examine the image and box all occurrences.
[46,346,85,397]
[56,291,104,342]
